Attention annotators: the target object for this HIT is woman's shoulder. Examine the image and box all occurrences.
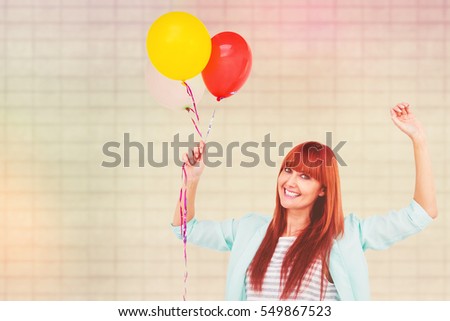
[230,213,271,241]
[344,213,360,225]
[343,212,371,235]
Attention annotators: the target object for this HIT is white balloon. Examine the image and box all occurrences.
[145,61,206,111]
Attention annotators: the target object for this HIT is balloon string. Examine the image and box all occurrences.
[179,164,188,301]
[178,81,216,301]
[178,80,199,302]
[178,80,198,301]
[204,108,216,143]
[190,118,203,139]
[183,81,200,121]
[183,81,203,139]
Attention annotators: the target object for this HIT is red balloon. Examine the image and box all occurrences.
[201,32,252,101]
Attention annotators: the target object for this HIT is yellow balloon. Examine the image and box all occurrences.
[146,12,212,81]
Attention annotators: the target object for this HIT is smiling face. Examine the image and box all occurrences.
[277,167,325,216]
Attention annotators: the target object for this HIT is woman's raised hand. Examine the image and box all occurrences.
[390,102,425,141]
[182,140,206,183]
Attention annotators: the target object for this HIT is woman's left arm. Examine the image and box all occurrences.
[391,102,438,219]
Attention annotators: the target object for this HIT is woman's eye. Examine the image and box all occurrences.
[284,167,292,173]
[300,174,310,179]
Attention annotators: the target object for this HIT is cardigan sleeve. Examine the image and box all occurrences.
[351,200,433,251]
[171,217,240,252]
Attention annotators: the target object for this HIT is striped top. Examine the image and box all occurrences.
[245,237,339,301]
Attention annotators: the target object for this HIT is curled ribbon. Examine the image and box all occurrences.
[178,81,216,300]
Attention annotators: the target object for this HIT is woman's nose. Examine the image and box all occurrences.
[286,173,297,186]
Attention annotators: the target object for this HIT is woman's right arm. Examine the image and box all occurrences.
[171,140,240,251]
[172,140,205,226]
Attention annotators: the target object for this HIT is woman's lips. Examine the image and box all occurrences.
[284,188,301,198]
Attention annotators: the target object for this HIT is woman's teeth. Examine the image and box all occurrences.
[284,188,300,198]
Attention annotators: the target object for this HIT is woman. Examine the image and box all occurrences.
[171,103,437,300]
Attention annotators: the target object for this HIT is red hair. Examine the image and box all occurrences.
[248,141,345,300]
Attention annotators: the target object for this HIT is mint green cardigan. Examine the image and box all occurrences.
[172,200,432,300]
